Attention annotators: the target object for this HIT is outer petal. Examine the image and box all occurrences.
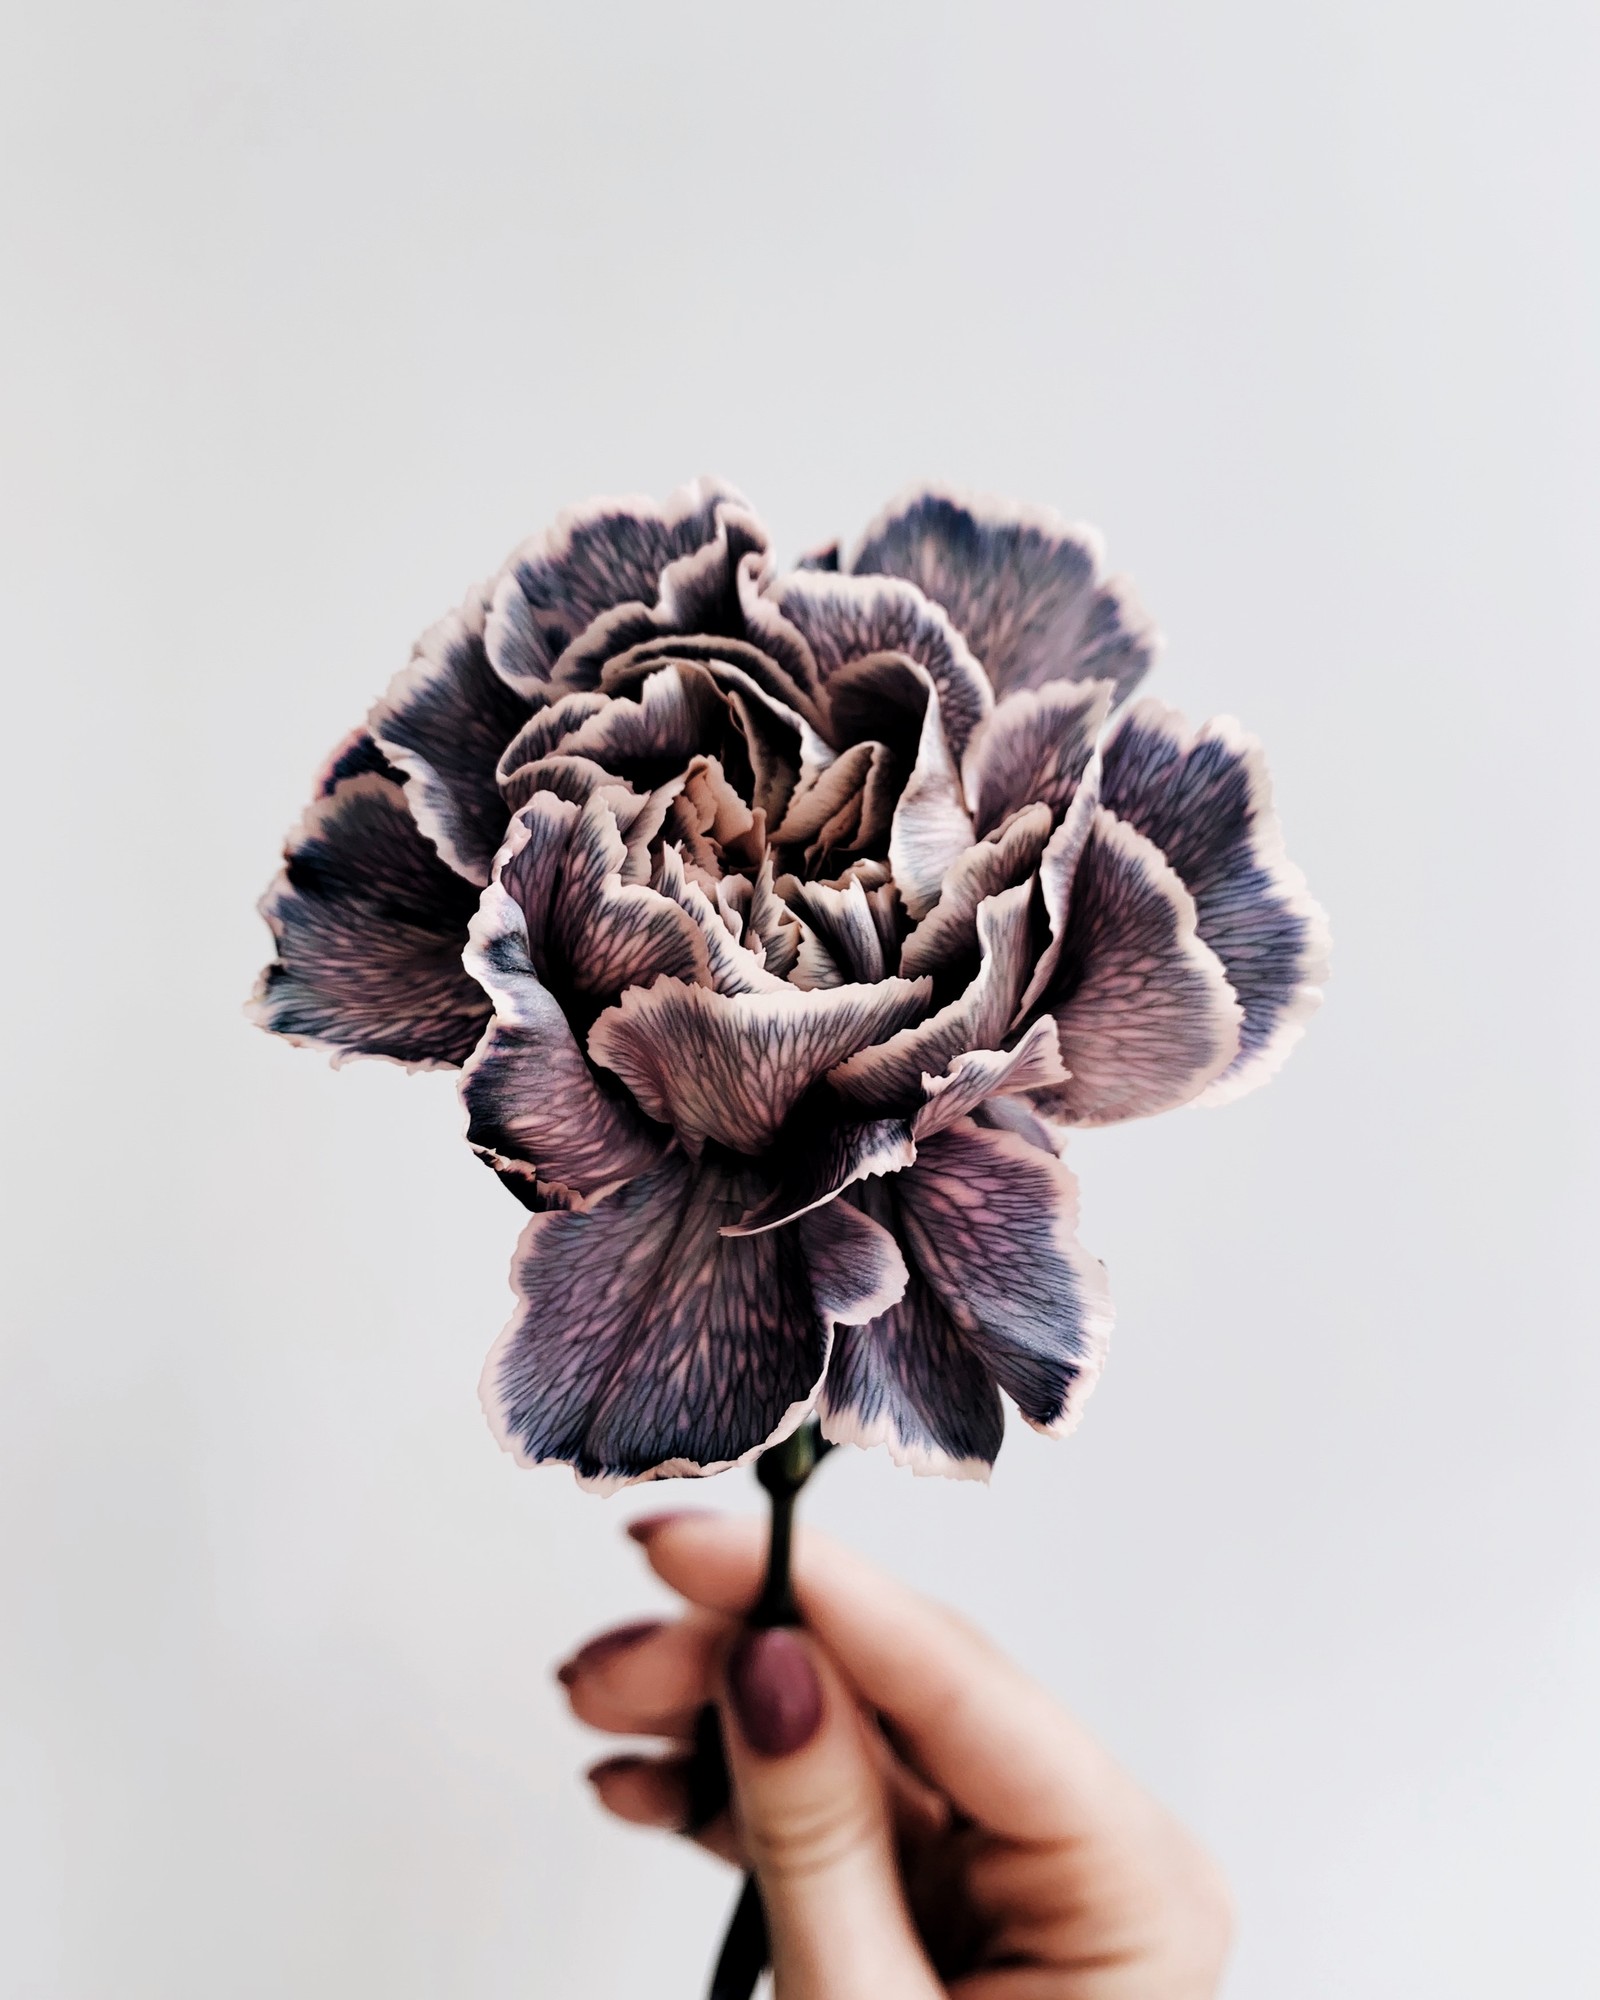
[1030,808,1243,1124]
[369,585,534,886]
[819,1119,1113,1474]
[485,477,750,696]
[765,570,993,762]
[1101,701,1331,1103]
[458,825,667,1199]
[849,488,1157,703]
[251,772,489,1069]
[962,678,1113,836]
[549,505,775,696]
[588,974,932,1155]
[480,1150,901,1487]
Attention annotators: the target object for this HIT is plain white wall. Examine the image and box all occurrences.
[3,2,1596,1995]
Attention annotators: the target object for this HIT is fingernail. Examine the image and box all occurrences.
[585,1752,650,1788]
[725,1628,824,1758]
[555,1619,665,1686]
[626,1510,699,1545]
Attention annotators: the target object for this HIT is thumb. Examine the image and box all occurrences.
[719,1626,942,2000]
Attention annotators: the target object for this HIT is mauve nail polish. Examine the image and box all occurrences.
[556,1618,664,1685]
[625,1510,696,1544]
[725,1628,824,1757]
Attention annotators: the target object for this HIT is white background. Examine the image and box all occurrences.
[3,3,1597,1995]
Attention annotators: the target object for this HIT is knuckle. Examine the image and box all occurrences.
[742,1793,884,1886]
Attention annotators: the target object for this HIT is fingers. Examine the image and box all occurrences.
[718,1625,942,2000]
[558,1611,726,1740]
[631,1511,1142,1844]
[586,1754,744,1866]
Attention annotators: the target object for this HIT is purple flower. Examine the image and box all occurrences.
[253,479,1328,1485]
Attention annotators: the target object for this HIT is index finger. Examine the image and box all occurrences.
[628,1511,1144,1844]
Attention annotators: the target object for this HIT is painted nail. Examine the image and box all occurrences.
[555,1618,665,1686]
[725,1628,824,1758]
[585,1752,651,1788]
[626,1510,699,1545]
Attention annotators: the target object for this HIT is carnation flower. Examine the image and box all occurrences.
[253,478,1328,1485]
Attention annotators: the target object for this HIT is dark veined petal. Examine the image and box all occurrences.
[962,678,1113,836]
[552,792,710,998]
[724,1118,918,1237]
[1100,701,1331,1104]
[899,803,1052,981]
[549,503,776,696]
[750,860,803,981]
[251,772,489,1068]
[819,1119,1113,1475]
[480,1150,906,1486]
[485,476,751,696]
[783,876,889,984]
[458,816,667,1199]
[1029,807,1243,1125]
[650,844,789,996]
[587,975,932,1155]
[500,752,636,814]
[910,1016,1067,1140]
[557,662,727,783]
[765,570,993,763]
[849,487,1157,704]
[728,1015,1066,1239]
[369,584,534,886]
[830,885,1033,1114]
[888,674,977,920]
[495,692,609,794]
[315,727,400,794]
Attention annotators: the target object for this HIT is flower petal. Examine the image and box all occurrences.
[481,1152,838,1486]
[830,884,1033,1113]
[783,876,888,983]
[650,843,789,996]
[557,662,728,786]
[588,975,933,1154]
[900,1120,1112,1433]
[818,1249,1004,1478]
[549,504,775,695]
[552,791,712,998]
[500,753,637,813]
[368,585,533,886]
[962,679,1113,837]
[1029,808,1243,1124]
[849,488,1157,703]
[888,676,978,921]
[1101,701,1331,1104]
[485,477,751,696]
[495,692,609,793]
[251,772,488,1068]
[459,852,667,1199]
[766,570,993,763]
[819,1118,1112,1473]
[910,1016,1067,1140]
[899,803,1052,982]
[724,1117,918,1237]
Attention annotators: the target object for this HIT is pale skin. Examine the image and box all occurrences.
[558,1512,1234,1999]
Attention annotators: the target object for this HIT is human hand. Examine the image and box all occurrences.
[557,1513,1233,1998]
